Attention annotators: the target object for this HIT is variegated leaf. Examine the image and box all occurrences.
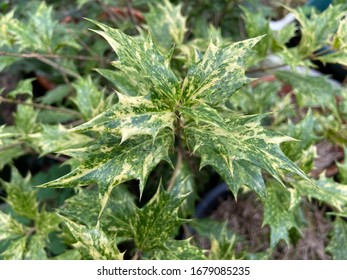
[262,180,301,248]
[39,130,174,212]
[0,167,38,219]
[28,124,92,156]
[293,177,347,211]
[145,0,187,52]
[289,5,344,56]
[24,235,47,260]
[0,236,27,260]
[89,20,180,107]
[326,217,347,260]
[275,71,340,115]
[70,93,175,143]
[0,212,26,242]
[181,37,262,105]
[61,216,123,260]
[130,183,188,251]
[144,239,206,260]
[72,75,111,120]
[184,110,309,197]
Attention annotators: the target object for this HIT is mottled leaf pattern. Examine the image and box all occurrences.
[0,168,38,219]
[181,37,262,105]
[61,216,123,260]
[40,130,174,211]
[145,239,206,260]
[326,218,347,260]
[89,19,180,107]
[145,0,187,52]
[71,93,175,143]
[293,177,347,211]
[263,180,301,248]
[184,112,308,197]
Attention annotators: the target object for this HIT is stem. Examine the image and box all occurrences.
[0,51,104,62]
[167,111,184,191]
[246,63,287,74]
[0,142,24,152]
[0,96,81,117]
[36,56,80,79]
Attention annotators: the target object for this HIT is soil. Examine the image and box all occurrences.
[210,192,333,259]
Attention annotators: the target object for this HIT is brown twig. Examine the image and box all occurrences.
[0,96,81,117]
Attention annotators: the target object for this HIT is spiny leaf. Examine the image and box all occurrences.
[326,217,347,260]
[61,216,123,260]
[24,235,47,260]
[293,177,347,211]
[89,20,179,107]
[0,236,27,260]
[262,180,301,248]
[14,103,38,134]
[275,71,340,115]
[181,37,262,105]
[289,5,344,56]
[144,239,206,260]
[70,93,175,143]
[28,124,92,156]
[184,111,308,197]
[131,183,188,251]
[0,212,26,241]
[0,167,38,219]
[96,68,146,97]
[145,0,187,52]
[6,78,34,99]
[72,75,110,120]
[39,130,174,211]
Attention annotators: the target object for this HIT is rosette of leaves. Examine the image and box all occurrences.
[38,19,311,258]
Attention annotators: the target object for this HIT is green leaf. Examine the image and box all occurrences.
[11,2,57,52]
[71,93,175,143]
[241,6,271,60]
[0,56,21,72]
[72,76,109,120]
[290,5,344,56]
[181,37,262,105]
[0,167,38,219]
[317,51,347,67]
[130,183,187,251]
[35,211,61,237]
[96,68,146,97]
[89,20,180,108]
[263,180,301,248]
[36,84,70,105]
[29,124,92,156]
[0,145,26,170]
[39,130,174,211]
[144,239,206,260]
[275,71,340,116]
[293,177,347,211]
[337,147,347,184]
[61,216,123,260]
[7,78,34,99]
[0,236,27,260]
[24,235,47,260]
[209,228,238,260]
[281,109,317,162]
[14,103,38,134]
[145,0,187,52]
[326,217,347,260]
[184,112,308,197]
[0,212,26,242]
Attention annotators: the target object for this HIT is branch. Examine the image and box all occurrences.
[0,50,106,62]
[0,96,81,117]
